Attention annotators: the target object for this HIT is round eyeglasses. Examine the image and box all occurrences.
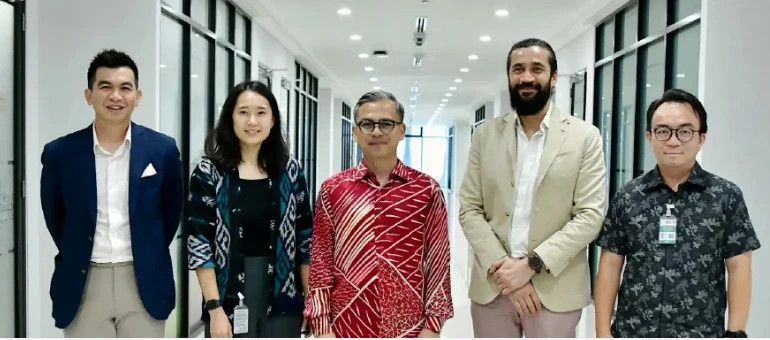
[652,126,701,142]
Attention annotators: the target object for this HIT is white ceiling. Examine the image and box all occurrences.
[245,0,617,126]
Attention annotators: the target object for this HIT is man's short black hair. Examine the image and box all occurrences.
[506,38,558,75]
[646,88,708,133]
[87,49,139,89]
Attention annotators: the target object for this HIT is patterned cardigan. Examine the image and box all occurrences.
[187,157,312,321]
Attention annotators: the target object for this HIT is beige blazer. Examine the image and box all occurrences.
[458,106,606,312]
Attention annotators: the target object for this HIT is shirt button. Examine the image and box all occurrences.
[510,181,515,188]
[81,269,87,274]
[505,211,511,217]
[88,236,93,241]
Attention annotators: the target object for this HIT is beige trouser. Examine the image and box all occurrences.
[471,294,582,338]
[63,262,165,338]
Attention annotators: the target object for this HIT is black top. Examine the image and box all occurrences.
[239,177,272,257]
[596,162,761,338]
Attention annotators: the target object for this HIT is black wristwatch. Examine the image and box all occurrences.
[528,253,543,273]
[204,299,222,311]
[725,330,747,338]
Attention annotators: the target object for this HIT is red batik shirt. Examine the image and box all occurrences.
[304,160,453,338]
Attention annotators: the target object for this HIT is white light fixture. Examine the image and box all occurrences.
[676,73,686,78]
[445,93,453,97]
[358,53,369,59]
[449,87,456,91]
[364,66,374,72]
[646,83,652,87]
[495,9,509,17]
[369,77,378,82]
[454,78,463,83]
[480,35,492,42]
[439,103,445,107]
[159,64,167,69]
[337,7,352,16]
[442,99,449,102]
[460,67,469,73]
[350,34,362,41]
[191,74,199,79]
[468,54,479,60]
[373,86,381,90]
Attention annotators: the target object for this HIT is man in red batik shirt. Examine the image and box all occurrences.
[304,90,453,338]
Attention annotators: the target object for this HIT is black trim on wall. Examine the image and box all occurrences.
[179,1,192,335]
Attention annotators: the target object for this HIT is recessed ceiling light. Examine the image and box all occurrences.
[460,67,469,73]
[676,73,686,78]
[442,99,449,102]
[468,54,479,60]
[480,35,492,42]
[358,53,369,59]
[373,86,381,90]
[454,78,463,83]
[449,87,456,91]
[350,34,362,41]
[439,103,445,107]
[191,74,199,79]
[337,7,352,16]
[369,77,378,82]
[364,66,374,72]
[445,93,453,97]
[646,83,652,87]
[495,9,509,17]
[159,64,167,69]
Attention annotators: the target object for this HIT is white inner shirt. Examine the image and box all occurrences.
[508,105,551,258]
[91,124,134,263]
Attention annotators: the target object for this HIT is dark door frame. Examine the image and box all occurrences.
[2,0,26,337]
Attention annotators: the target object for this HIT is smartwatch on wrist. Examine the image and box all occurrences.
[204,299,222,311]
[725,330,747,338]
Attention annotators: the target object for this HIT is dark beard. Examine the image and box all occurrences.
[509,80,552,116]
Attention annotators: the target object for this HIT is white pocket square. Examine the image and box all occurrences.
[141,163,157,178]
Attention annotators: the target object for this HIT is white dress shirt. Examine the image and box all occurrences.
[91,124,134,263]
[508,104,552,258]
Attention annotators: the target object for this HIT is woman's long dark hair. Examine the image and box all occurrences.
[204,80,289,177]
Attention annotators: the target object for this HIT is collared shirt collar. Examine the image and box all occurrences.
[353,159,411,183]
[514,102,553,133]
[640,161,710,192]
[93,122,132,155]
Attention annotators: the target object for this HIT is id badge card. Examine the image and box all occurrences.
[658,215,677,244]
[233,305,249,334]
[233,292,249,335]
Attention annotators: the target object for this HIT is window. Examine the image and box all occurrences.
[472,105,486,135]
[340,102,358,170]
[160,0,252,335]
[293,61,319,205]
[570,70,587,119]
[591,0,702,295]
[397,127,453,189]
[669,23,700,94]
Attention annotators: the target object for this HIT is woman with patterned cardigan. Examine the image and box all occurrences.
[187,80,312,338]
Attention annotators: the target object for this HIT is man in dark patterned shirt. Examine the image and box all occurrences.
[594,89,760,338]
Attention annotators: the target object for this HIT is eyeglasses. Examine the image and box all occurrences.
[356,119,401,134]
[652,126,701,142]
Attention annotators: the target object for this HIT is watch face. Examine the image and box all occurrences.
[530,256,542,269]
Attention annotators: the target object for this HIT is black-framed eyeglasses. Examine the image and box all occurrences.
[356,119,401,134]
[652,126,701,142]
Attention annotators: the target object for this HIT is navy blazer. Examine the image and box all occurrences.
[40,122,183,329]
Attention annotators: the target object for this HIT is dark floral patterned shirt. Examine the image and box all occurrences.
[596,163,760,338]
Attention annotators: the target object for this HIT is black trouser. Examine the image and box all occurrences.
[205,256,303,338]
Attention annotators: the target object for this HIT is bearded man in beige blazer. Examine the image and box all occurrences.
[459,38,606,338]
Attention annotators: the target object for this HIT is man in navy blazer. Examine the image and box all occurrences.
[40,49,183,337]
